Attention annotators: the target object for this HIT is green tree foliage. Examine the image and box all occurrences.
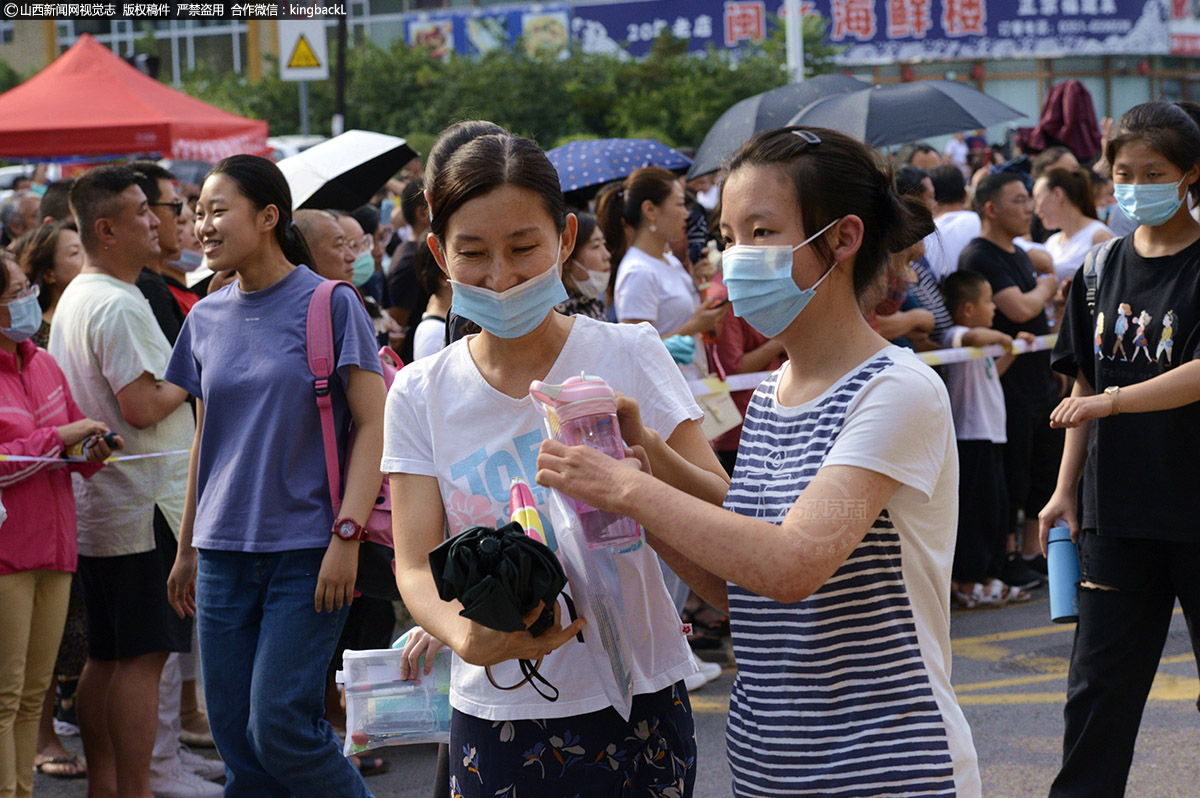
[181,16,840,153]
[0,59,22,95]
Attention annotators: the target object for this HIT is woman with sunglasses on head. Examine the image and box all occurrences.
[0,251,119,798]
[1038,100,1200,798]
[385,121,730,797]
[163,155,386,798]
[537,127,981,796]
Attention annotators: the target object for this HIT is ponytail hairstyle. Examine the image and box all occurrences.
[594,166,677,268]
[723,126,935,300]
[1041,167,1097,220]
[204,155,313,268]
[1106,100,1200,203]
[424,122,566,244]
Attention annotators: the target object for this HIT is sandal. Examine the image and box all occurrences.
[34,755,87,779]
[983,578,1031,605]
[951,583,979,609]
[953,579,1032,609]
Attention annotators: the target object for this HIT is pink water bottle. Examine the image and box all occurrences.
[530,375,642,549]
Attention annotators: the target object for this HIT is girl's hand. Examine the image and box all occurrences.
[1037,489,1079,556]
[315,538,359,612]
[459,601,585,668]
[1049,393,1112,428]
[614,393,648,449]
[400,627,446,682]
[85,433,124,463]
[167,546,197,619]
[1015,331,1037,347]
[57,418,109,448]
[536,438,646,516]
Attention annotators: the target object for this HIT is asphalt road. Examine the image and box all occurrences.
[35,592,1199,796]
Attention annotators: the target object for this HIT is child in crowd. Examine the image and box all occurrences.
[942,270,1035,607]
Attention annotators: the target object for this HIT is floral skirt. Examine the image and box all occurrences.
[449,681,696,798]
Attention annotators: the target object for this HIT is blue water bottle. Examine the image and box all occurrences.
[1047,521,1080,623]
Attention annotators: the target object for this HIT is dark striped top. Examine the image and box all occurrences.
[724,347,980,797]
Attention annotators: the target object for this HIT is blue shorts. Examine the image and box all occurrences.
[449,681,696,797]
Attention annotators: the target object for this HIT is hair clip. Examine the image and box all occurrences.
[792,129,821,146]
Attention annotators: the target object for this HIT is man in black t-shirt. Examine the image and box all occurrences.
[386,180,432,363]
[130,163,185,346]
[959,172,1062,588]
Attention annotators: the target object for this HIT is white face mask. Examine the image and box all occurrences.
[574,264,611,300]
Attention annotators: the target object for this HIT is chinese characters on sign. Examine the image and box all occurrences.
[815,0,1167,63]
[0,1,342,17]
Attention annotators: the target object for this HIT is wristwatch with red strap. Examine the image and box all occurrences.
[333,517,368,542]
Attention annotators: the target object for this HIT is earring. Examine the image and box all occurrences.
[649,223,657,233]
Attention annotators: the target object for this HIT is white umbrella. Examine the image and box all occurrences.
[277,129,417,211]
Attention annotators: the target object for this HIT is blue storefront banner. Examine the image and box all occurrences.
[405,0,783,59]
[401,0,1171,63]
[808,0,1170,64]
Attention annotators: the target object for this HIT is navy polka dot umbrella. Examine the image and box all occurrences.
[546,138,692,193]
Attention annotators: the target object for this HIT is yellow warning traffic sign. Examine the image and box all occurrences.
[278,20,329,81]
[288,34,321,69]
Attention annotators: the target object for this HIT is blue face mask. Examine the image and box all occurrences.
[350,251,375,286]
[170,249,205,273]
[1113,177,1188,227]
[1,292,42,343]
[721,218,840,338]
[450,245,567,339]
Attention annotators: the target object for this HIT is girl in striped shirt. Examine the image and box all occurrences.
[539,127,981,797]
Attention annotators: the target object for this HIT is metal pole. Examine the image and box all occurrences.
[299,80,310,137]
[334,14,347,137]
[785,0,804,83]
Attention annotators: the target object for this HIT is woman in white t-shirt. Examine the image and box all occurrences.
[383,121,730,798]
[598,167,725,338]
[538,127,982,797]
[1034,167,1114,283]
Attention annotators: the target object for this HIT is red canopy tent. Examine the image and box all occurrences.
[0,34,268,161]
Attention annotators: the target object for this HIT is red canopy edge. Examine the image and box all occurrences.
[0,34,268,160]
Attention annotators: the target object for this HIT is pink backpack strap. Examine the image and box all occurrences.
[305,279,361,515]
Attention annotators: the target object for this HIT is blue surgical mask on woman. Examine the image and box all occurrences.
[350,251,375,286]
[170,249,205,273]
[1113,176,1188,227]
[721,218,840,338]
[450,244,567,339]
[1,291,43,343]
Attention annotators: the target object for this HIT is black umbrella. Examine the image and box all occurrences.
[277,130,418,211]
[429,522,568,700]
[429,522,566,635]
[687,74,870,180]
[786,80,1027,150]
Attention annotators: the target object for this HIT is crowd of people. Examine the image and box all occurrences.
[0,99,1196,798]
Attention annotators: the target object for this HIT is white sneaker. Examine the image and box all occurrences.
[52,719,79,737]
[683,668,708,692]
[179,746,225,781]
[683,653,724,692]
[149,762,225,797]
[697,659,723,682]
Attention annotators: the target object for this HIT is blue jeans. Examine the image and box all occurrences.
[196,548,373,798]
